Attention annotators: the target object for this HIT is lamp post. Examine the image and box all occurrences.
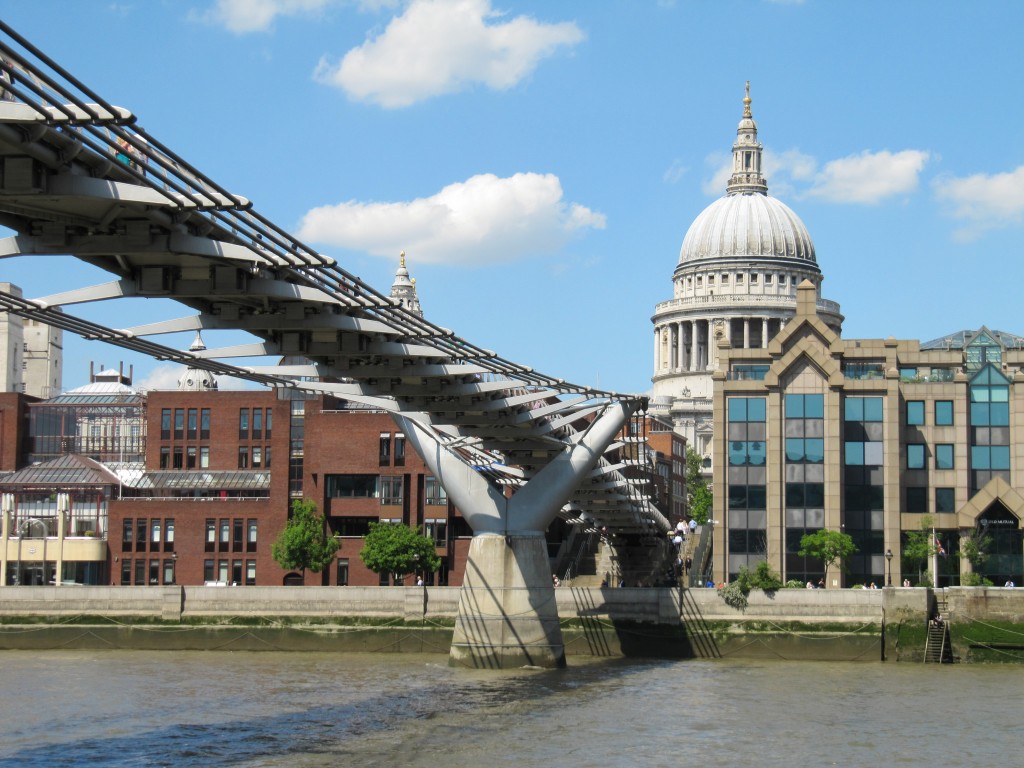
[885,548,893,587]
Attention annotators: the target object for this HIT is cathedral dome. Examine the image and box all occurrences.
[678,192,816,265]
[678,82,817,268]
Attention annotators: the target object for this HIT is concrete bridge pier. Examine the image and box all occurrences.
[451,532,563,668]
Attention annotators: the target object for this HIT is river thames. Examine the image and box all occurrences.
[0,650,1019,767]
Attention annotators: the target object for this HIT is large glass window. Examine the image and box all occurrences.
[174,409,184,440]
[380,476,403,505]
[935,444,954,470]
[160,409,171,440]
[906,400,925,426]
[424,476,448,506]
[728,397,768,578]
[969,366,1011,493]
[935,400,954,426]
[239,408,249,440]
[907,444,926,469]
[379,433,391,466]
[187,409,197,440]
[935,488,955,513]
[326,475,379,498]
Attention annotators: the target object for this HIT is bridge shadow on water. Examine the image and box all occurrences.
[0,653,669,768]
[566,587,721,660]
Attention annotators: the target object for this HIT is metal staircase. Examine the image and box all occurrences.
[924,593,954,663]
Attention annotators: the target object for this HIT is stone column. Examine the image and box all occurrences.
[653,326,661,372]
[762,317,769,348]
[743,318,750,349]
[689,320,699,371]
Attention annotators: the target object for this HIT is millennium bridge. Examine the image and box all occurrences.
[0,22,672,668]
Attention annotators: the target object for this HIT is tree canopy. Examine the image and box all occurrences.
[685,447,713,525]
[359,522,441,580]
[798,529,857,588]
[901,514,936,586]
[270,499,339,577]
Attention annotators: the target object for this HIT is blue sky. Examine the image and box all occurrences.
[2,0,1023,396]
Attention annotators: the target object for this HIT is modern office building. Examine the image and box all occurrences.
[711,280,1024,588]
[651,85,842,469]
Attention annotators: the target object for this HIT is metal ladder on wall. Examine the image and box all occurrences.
[924,592,954,663]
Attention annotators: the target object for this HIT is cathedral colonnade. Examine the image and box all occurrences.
[655,316,790,373]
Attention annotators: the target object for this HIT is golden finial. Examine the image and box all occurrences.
[399,250,406,268]
[743,81,752,118]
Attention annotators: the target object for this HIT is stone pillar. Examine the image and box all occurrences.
[653,327,661,371]
[689,320,698,371]
[762,317,769,348]
[451,533,563,668]
[743,318,750,349]
[0,493,10,586]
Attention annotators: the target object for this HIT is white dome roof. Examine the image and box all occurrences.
[679,192,816,266]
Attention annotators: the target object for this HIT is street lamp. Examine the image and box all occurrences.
[885,548,893,587]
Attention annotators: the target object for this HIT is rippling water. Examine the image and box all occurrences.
[0,650,1018,767]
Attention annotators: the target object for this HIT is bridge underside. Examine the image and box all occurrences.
[0,24,671,667]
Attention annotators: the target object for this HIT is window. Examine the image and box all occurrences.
[200,446,210,468]
[172,447,183,469]
[205,519,216,552]
[160,409,171,440]
[219,519,229,552]
[252,409,262,440]
[204,559,215,583]
[187,409,198,440]
[233,519,243,552]
[906,487,928,513]
[122,518,133,552]
[394,434,406,467]
[159,447,170,469]
[150,519,161,551]
[326,475,379,498]
[379,433,391,466]
[425,518,447,545]
[165,519,175,552]
[906,401,925,426]
[232,560,243,585]
[239,408,249,440]
[174,409,184,440]
[135,558,145,586]
[238,446,249,469]
[380,476,403,505]
[246,560,256,586]
[337,558,349,586]
[120,559,131,585]
[935,444,954,470]
[218,560,229,583]
[264,409,272,439]
[424,476,449,506]
[247,520,257,551]
[265,446,272,469]
[935,488,955,513]
[935,400,954,426]
[200,408,211,440]
[187,446,197,469]
[252,446,262,468]
[136,519,147,552]
[907,444,926,469]
[163,559,175,585]
[900,367,919,381]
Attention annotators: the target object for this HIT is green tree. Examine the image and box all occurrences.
[798,529,857,588]
[685,447,713,525]
[271,499,339,579]
[902,514,935,585]
[360,522,441,582]
[960,527,991,572]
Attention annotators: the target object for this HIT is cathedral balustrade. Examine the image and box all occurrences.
[654,294,840,314]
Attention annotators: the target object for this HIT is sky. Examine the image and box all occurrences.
[1,0,1023,396]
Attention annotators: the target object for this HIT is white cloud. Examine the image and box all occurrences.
[196,0,347,34]
[315,0,585,107]
[934,165,1024,241]
[805,149,929,204]
[663,159,688,185]
[135,364,186,392]
[701,151,731,196]
[297,172,605,264]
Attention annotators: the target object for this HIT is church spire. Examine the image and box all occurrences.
[726,81,768,195]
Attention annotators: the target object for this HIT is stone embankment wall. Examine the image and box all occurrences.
[4,585,1020,662]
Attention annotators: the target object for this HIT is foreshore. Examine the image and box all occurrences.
[1,585,1022,662]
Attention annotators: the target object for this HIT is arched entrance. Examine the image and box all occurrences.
[282,572,304,586]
